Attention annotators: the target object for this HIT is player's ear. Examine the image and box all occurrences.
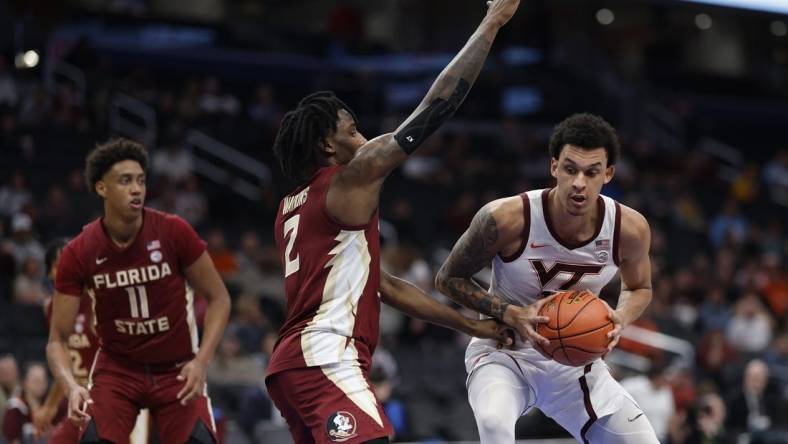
[550,158,558,179]
[604,165,615,184]
[95,180,107,198]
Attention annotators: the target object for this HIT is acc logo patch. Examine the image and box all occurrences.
[595,250,608,263]
[150,250,163,263]
[326,411,357,442]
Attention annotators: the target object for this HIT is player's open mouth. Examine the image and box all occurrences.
[130,199,142,209]
[570,195,586,204]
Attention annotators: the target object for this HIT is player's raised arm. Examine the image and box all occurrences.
[332,0,521,213]
[435,198,550,347]
[605,205,653,351]
[46,293,91,423]
[380,270,512,344]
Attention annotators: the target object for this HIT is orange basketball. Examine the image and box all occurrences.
[536,290,613,367]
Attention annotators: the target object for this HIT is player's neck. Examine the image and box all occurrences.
[547,189,598,242]
[103,207,143,248]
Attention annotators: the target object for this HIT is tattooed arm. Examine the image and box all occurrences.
[436,197,550,347]
[380,270,511,343]
[329,0,522,226]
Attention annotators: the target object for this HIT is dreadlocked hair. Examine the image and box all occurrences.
[272,91,358,181]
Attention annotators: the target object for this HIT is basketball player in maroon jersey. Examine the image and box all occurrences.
[266,1,521,442]
[33,237,98,442]
[435,114,658,443]
[46,139,231,444]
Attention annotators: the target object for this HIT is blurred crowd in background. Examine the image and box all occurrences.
[1,0,788,443]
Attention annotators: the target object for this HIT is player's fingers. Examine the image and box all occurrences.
[181,384,200,405]
[176,378,192,400]
[177,366,188,381]
[525,325,549,347]
[533,315,550,324]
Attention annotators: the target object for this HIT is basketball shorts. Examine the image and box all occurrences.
[87,350,216,444]
[266,359,393,443]
[466,339,649,443]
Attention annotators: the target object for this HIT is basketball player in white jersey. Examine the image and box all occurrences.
[435,113,659,443]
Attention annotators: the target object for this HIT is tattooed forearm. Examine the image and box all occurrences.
[436,206,510,321]
[422,34,492,106]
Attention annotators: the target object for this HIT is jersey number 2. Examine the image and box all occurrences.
[283,215,300,278]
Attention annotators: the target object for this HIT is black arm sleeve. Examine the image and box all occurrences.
[394,79,470,154]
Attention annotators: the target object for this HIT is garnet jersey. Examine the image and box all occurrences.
[55,208,206,365]
[268,166,381,376]
[46,296,99,387]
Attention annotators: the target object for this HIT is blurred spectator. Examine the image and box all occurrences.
[231,295,267,354]
[12,257,46,306]
[37,184,76,238]
[7,214,44,271]
[725,359,787,436]
[207,333,263,418]
[698,286,731,333]
[200,77,239,116]
[174,175,209,228]
[231,231,266,296]
[236,333,276,439]
[709,200,748,249]
[207,229,238,280]
[620,359,675,442]
[697,330,738,387]
[762,149,788,207]
[2,362,47,444]
[0,172,32,218]
[725,292,774,354]
[152,143,194,184]
[0,355,20,432]
[247,84,280,126]
[730,164,760,204]
[760,253,788,319]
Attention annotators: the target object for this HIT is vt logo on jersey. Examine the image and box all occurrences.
[326,411,357,442]
[529,260,603,290]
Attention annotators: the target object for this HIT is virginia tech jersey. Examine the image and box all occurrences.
[490,189,621,306]
[268,166,381,376]
[55,208,206,365]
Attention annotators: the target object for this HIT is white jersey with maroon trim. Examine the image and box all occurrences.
[464,188,638,443]
[491,188,622,307]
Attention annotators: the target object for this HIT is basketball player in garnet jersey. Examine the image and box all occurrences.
[435,114,659,443]
[33,237,98,443]
[46,139,231,444]
[266,1,521,442]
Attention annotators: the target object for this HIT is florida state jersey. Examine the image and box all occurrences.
[46,296,99,387]
[55,208,206,365]
[268,166,381,376]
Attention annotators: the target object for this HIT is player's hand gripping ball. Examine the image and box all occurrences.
[536,290,613,366]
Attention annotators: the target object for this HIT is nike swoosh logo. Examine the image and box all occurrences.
[627,412,644,422]
[96,257,108,265]
[530,242,549,248]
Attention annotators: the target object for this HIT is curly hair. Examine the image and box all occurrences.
[548,113,620,166]
[84,138,148,194]
[272,91,357,181]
